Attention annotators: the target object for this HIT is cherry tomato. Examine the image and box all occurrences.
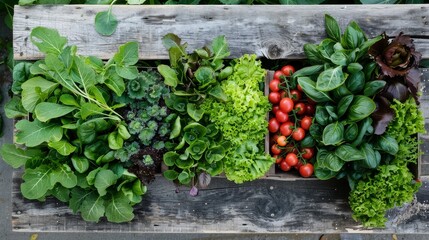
[301,147,315,160]
[268,118,280,133]
[305,104,316,116]
[280,98,294,113]
[279,161,291,172]
[269,79,280,92]
[280,121,294,136]
[279,90,287,98]
[281,65,295,76]
[269,92,281,104]
[289,90,302,102]
[285,153,298,167]
[271,144,282,155]
[294,161,303,170]
[294,102,306,115]
[300,116,312,131]
[270,133,280,145]
[292,127,306,141]
[277,135,288,147]
[272,105,280,114]
[297,84,303,92]
[275,110,289,123]
[273,70,285,80]
[299,163,314,178]
[274,155,283,164]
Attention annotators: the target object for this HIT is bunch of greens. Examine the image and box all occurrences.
[296,15,396,184]
[114,70,175,183]
[1,27,146,223]
[157,34,233,190]
[202,54,273,183]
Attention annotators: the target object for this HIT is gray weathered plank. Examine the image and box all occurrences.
[11,171,429,233]
[13,5,429,60]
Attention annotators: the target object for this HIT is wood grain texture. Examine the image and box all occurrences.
[13,5,429,60]
[11,171,429,233]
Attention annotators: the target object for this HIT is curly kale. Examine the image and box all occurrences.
[127,71,167,101]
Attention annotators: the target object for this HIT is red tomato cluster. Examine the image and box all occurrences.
[268,65,315,178]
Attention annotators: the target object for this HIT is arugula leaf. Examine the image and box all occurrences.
[0,144,43,168]
[105,192,134,223]
[15,119,63,147]
[21,165,53,200]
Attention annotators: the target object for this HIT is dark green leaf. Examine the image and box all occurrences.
[115,65,139,80]
[0,144,43,168]
[51,184,70,203]
[292,65,323,79]
[303,44,325,64]
[94,169,117,196]
[315,106,330,126]
[158,64,178,88]
[50,164,78,188]
[163,170,179,180]
[108,132,124,150]
[325,14,341,42]
[4,97,28,118]
[211,35,230,61]
[337,95,354,118]
[316,66,346,91]
[178,171,191,184]
[314,162,338,180]
[208,84,228,102]
[298,77,333,103]
[345,71,365,94]
[344,123,359,142]
[71,156,90,173]
[21,165,53,199]
[170,116,181,139]
[80,191,105,222]
[12,62,33,95]
[322,122,344,146]
[187,103,204,121]
[363,80,386,97]
[330,52,348,66]
[113,42,139,66]
[360,143,380,169]
[335,144,365,161]
[195,66,216,88]
[376,134,399,155]
[347,63,363,74]
[163,152,179,167]
[347,95,376,122]
[30,27,67,54]
[105,192,134,223]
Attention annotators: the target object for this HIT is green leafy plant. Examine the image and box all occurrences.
[0,27,147,223]
[158,33,233,191]
[296,14,394,183]
[202,54,273,183]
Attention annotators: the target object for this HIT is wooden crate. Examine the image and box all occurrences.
[9,4,429,233]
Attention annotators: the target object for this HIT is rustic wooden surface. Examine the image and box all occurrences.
[13,5,429,60]
[8,4,429,234]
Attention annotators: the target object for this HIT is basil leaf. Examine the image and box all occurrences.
[337,95,354,118]
[347,95,376,122]
[298,77,333,102]
[335,144,365,161]
[316,66,346,91]
[322,121,344,146]
[363,80,386,97]
[325,14,341,42]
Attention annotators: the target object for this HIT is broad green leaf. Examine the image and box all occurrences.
[80,102,105,120]
[113,42,139,66]
[360,143,380,169]
[105,76,126,96]
[337,95,354,118]
[80,191,105,222]
[322,122,344,146]
[347,95,376,122]
[314,162,338,180]
[19,0,37,5]
[88,86,108,105]
[178,171,191,184]
[12,62,32,95]
[116,65,139,80]
[187,103,204,121]
[325,14,341,42]
[330,52,348,66]
[163,170,179,180]
[59,94,80,107]
[21,77,59,112]
[292,65,323,79]
[51,184,70,203]
[347,63,363,74]
[50,164,78,188]
[30,27,67,54]
[345,71,365,94]
[170,116,181,139]
[108,132,124,150]
[34,102,77,122]
[48,140,77,156]
[163,152,180,166]
[127,0,146,4]
[303,44,325,64]
[77,121,97,144]
[158,64,178,88]
[341,25,360,49]
[94,169,118,196]
[363,80,386,97]
[21,165,53,199]
[162,33,187,56]
[69,188,92,213]
[15,119,63,147]
[195,66,215,88]
[208,84,228,102]
[298,77,333,102]
[94,10,118,36]
[105,192,134,223]
[376,134,399,155]
[205,146,225,163]
[72,56,97,89]
[211,35,230,61]
[0,144,43,168]
[4,97,28,118]
[316,66,346,91]
[71,156,90,173]
[335,145,365,161]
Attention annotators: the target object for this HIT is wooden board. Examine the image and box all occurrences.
[11,172,429,233]
[13,4,429,61]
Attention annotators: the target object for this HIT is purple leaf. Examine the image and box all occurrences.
[372,96,395,135]
[382,80,409,102]
[198,172,211,189]
[406,68,422,104]
[189,186,198,196]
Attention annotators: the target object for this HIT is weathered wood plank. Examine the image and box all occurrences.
[13,5,429,60]
[11,171,429,233]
